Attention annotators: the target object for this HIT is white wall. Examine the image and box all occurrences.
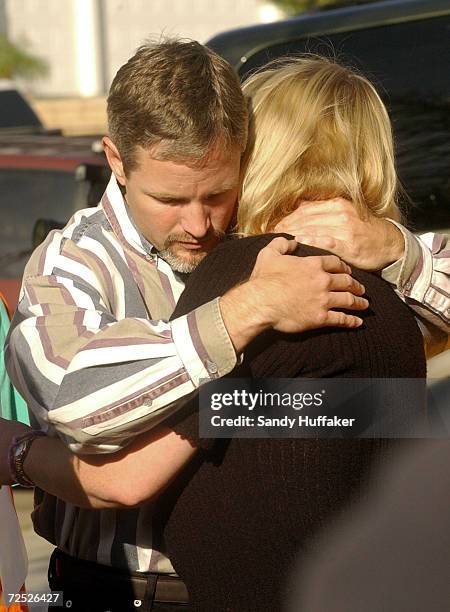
[5,0,284,97]
[103,0,273,79]
[6,0,78,95]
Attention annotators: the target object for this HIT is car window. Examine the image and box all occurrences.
[0,168,77,278]
[240,14,450,232]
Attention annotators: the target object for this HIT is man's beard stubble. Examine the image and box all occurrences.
[158,229,226,273]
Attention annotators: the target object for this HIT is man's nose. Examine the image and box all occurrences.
[181,203,211,239]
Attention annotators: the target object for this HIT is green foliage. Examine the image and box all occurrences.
[0,36,49,80]
[270,0,383,16]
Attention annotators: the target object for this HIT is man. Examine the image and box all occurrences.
[3,39,449,611]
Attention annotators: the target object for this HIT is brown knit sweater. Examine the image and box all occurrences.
[161,235,426,612]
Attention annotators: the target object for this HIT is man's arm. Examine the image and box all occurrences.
[275,198,450,336]
[381,223,450,349]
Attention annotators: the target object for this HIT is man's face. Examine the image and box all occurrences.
[114,145,241,273]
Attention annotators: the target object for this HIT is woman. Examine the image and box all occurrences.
[1,56,427,608]
[156,56,426,611]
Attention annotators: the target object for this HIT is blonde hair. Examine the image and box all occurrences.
[238,55,401,235]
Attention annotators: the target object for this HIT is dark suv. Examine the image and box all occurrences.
[207,0,450,233]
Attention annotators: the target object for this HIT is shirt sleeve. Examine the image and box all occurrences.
[0,299,30,424]
[382,220,450,337]
[5,237,236,454]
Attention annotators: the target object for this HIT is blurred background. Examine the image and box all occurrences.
[0,0,385,134]
[0,0,288,134]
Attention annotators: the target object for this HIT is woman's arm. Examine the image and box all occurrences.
[0,418,196,509]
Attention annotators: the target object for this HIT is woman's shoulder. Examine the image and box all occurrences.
[214,233,281,256]
[190,233,283,281]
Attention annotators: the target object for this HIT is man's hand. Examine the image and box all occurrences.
[274,198,405,271]
[220,237,369,353]
[0,417,32,485]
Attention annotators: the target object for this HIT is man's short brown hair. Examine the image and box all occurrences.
[107,38,248,174]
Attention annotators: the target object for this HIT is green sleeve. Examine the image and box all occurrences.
[0,300,29,425]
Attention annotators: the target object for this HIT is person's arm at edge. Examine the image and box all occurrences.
[16,425,196,509]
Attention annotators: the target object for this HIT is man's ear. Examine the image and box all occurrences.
[103,137,126,186]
